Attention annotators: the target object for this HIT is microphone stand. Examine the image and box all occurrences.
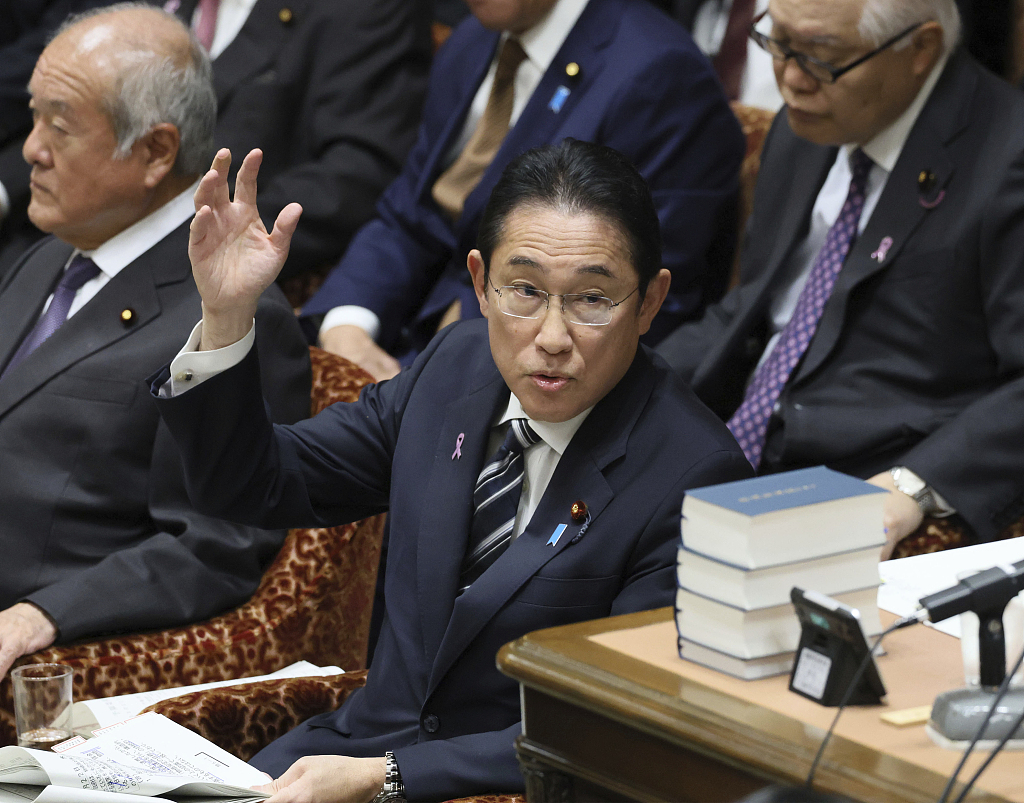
[923,569,1024,747]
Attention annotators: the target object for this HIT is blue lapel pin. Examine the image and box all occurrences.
[549,85,571,113]
[547,524,568,546]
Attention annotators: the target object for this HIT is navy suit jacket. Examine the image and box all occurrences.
[303,0,744,352]
[154,319,751,799]
[657,51,1024,542]
[0,225,310,641]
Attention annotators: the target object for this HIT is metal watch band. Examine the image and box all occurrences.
[370,752,405,803]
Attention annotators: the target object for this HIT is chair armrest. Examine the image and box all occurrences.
[142,672,369,762]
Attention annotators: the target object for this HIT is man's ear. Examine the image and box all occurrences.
[467,249,490,317]
[911,21,944,78]
[637,268,671,336]
[139,123,181,188]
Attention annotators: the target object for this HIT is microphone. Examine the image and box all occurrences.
[919,559,1024,624]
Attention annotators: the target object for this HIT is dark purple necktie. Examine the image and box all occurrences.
[727,149,874,468]
[1,255,100,379]
[459,418,541,592]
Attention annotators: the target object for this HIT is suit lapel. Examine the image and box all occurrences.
[0,226,191,419]
[414,368,509,666]
[795,54,973,384]
[458,0,619,226]
[425,347,655,697]
[0,239,69,375]
[211,0,311,108]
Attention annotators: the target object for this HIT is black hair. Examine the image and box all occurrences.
[476,139,662,300]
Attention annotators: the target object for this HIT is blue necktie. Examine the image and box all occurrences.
[1,255,100,379]
[460,418,541,591]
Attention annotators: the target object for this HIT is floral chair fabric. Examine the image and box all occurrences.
[0,348,382,746]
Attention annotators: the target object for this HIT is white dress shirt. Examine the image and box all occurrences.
[319,0,590,343]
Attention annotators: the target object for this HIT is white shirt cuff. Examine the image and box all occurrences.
[165,319,256,396]
[320,306,381,343]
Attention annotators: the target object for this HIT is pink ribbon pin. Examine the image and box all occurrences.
[871,236,893,263]
[452,433,464,460]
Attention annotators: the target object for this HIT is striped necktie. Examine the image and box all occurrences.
[460,418,541,591]
[2,255,100,379]
[727,149,874,468]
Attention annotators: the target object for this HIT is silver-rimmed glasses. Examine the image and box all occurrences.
[488,279,638,326]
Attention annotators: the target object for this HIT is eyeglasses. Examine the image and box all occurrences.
[488,279,638,326]
[748,11,924,84]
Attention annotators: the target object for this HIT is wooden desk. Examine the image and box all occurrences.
[497,607,1024,803]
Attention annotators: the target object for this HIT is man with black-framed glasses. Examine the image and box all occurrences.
[658,0,1024,559]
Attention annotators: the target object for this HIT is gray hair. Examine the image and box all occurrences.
[55,2,216,177]
[859,0,961,56]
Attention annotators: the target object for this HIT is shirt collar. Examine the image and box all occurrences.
[79,182,199,279]
[515,0,589,75]
[846,51,950,173]
[500,391,592,456]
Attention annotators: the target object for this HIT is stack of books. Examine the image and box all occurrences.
[676,466,887,679]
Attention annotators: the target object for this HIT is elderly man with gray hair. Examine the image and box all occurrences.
[657,0,1024,559]
[0,3,310,678]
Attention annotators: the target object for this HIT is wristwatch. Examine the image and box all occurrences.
[889,466,940,515]
[370,752,405,803]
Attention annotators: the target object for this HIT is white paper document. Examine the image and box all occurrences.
[75,661,342,731]
[878,539,1024,637]
[0,713,270,803]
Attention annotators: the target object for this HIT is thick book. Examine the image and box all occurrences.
[681,466,887,569]
[677,544,881,610]
[675,585,882,659]
[678,636,796,680]
[0,712,269,803]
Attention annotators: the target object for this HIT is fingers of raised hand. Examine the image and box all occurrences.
[233,149,264,207]
[269,202,303,253]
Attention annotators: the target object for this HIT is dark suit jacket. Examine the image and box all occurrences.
[303,0,744,352]
[188,0,431,280]
[0,223,311,641]
[154,319,751,799]
[656,51,1024,543]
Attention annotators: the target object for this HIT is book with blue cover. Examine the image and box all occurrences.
[681,466,887,569]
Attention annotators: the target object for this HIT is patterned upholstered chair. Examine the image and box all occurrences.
[0,348,385,746]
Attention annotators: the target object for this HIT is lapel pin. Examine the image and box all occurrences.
[569,510,592,545]
[570,500,587,522]
[120,308,136,326]
[565,62,580,79]
[870,237,893,264]
[451,432,464,460]
[278,8,293,24]
[548,85,571,114]
[547,523,568,547]
[918,169,945,209]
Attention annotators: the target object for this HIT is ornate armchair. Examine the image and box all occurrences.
[0,348,384,745]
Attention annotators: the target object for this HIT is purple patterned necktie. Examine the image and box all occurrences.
[1,255,100,379]
[727,149,874,468]
[459,418,541,592]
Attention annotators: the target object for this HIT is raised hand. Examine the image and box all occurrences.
[189,148,302,350]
